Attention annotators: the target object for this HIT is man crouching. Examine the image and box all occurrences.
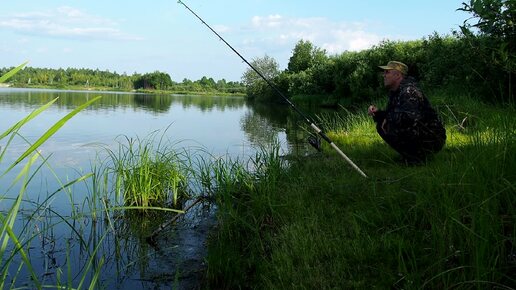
[368,61,446,164]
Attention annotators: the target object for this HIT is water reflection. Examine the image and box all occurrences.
[133,94,173,113]
[0,88,248,114]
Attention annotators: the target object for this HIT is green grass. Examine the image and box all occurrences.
[204,93,516,289]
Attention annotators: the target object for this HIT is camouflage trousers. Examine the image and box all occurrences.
[376,120,446,162]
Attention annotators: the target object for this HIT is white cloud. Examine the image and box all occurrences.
[0,6,142,41]
[36,47,49,54]
[326,26,383,52]
[243,14,383,54]
[17,37,30,44]
[251,14,283,28]
[213,24,231,33]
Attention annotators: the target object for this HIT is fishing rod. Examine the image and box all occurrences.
[177,0,367,178]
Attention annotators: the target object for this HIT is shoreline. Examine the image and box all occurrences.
[3,84,246,97]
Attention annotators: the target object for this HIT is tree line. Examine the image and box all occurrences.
[243,0,515,105]
[0,66,246,95]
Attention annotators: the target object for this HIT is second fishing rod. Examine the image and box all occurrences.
[178,0,367,178]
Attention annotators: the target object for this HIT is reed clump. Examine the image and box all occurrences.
[107,133,189,210]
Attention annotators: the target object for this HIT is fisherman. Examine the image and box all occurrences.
[368,61,446,164]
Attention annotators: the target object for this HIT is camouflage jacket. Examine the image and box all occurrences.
[373,77,443,137]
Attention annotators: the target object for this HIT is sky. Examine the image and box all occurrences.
[0,1,471,82]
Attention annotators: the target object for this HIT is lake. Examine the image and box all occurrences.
[0,88,318,289]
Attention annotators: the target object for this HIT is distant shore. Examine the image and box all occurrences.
[3,84,246,97]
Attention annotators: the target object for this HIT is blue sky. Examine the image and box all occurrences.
[1,1,470,82]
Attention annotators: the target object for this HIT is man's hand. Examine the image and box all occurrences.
[368,105,377,116]
[369,105,387,132]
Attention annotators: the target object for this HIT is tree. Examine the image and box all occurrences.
[242,54,280,86]
[287,40,328,73]
[459,0,515,38]
[288,40,314,73]
[458,0,515,102]
[241,55,280,101]
[199,76,216,89]
[134,71,173,90]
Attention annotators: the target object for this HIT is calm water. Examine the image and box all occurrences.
[0,88,316,289]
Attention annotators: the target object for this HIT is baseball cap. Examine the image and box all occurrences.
[379,61,408,75]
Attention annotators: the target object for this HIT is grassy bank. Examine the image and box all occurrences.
[204,93,516,289]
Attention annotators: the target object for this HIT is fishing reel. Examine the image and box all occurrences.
[307,132,322,152]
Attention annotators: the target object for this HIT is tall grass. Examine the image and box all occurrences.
[204,93,516,289]
[203,141,287,287]
[103,130,189,210]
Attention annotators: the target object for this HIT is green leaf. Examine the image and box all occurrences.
[0,152,41,288]
[0,61,28,83]
[4,96,102,174]
[0,98,58,141]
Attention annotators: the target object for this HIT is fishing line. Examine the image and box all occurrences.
[177,0,367,178]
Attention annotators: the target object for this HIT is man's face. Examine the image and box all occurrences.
[383,69,401,90]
